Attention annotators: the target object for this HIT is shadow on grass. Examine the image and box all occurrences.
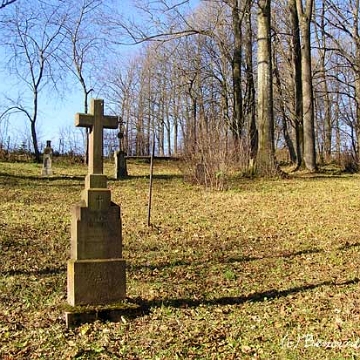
[4,262,360,327]
[63,277,360,328]
[130,240,360,273]
[6,243,358,278]
[0,172,183,184]
[339,241,360,250]
[293,174,353,180]
[0,172,84,182]
[132,277,360,311]
[1,265,66,277]
[227,247,323,263]
[0,247,327,279]
[0,173,85,189]
[111,174,184,181]
[129,247,325,272]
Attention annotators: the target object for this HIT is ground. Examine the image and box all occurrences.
[1,159,360,359]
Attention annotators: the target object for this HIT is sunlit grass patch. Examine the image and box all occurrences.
[1,160,360,358]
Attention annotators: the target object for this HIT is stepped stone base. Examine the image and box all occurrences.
[67,258,126,306]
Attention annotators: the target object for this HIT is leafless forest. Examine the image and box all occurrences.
[0,0,358,177]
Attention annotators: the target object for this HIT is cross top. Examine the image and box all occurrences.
[75,99,118,174]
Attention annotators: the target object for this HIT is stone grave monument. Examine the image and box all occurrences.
[41,140,53,176]
[67,98,126,306]
[114,150,128,178]
[114,116,128,179]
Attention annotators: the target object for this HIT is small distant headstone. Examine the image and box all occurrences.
[67,99,126,306]
[114,150,128,178]
[41,140,53,176]
[195,163,206,185]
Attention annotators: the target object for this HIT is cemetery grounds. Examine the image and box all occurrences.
[1,159,360,359]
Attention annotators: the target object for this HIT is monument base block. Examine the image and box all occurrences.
[41,169,53,176]
[67,258,126,306]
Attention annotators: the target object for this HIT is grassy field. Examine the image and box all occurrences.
[1,159,360,359]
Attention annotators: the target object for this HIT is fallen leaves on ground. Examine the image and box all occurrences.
[1,160,360,359]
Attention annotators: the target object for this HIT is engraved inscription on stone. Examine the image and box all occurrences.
[96,195,104,209]
[87,213,107,228]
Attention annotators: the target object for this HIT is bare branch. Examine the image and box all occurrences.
[0,0,17,10]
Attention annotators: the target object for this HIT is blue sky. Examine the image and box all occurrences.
[0,0,139,152]
[0,0,200,153]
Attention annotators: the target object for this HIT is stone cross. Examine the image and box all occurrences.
[75,99,118,174]
[68,98,126,308]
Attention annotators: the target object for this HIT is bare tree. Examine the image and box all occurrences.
[61,0,106,113]
[60,0,110,163]
[256,0,278,175]
[98,0,357,177]
[1,2,66,162]
[107,0,205,45]
[243,0,257,166]
[323,0,360,165]
[104,55,141,155]
[289,0,304,168]
[223,0,243,141]
[313,0,333,162]
[296,0,317,171]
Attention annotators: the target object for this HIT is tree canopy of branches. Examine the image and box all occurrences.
[1,0,360,179]
[105,0,360,178]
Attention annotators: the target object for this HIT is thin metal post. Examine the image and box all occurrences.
[147,133,155,226]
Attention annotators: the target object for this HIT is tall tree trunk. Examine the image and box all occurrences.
[32,90,41,162]
[188,77,198,154]
[256,0,278,175]
[353,0,360,164]
[355,74,360,163]
[31,121,40,162]
[173,118,178,156]
[334,90,341,164]
[231,0,243,141]
[323,77,332,162]
[316,0,332,162]
[296,0,317,171]
[290,0,303,168]
[158,97,165,157]
[244,0,257,165]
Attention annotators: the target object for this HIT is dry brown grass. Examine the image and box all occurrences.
[1,159,360,359]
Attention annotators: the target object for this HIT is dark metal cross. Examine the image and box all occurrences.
[75,99,118,174]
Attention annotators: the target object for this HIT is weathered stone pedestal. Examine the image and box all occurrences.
[67,175,126,306]
[114,150,128,179]
[41,140,53,176]
[67,99,126,307]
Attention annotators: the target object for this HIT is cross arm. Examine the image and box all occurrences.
[103,115,119,130]
[75,113,94,128]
